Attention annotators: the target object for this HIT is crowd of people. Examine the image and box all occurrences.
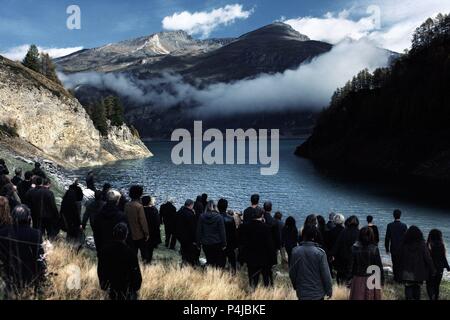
[0,159,449,301]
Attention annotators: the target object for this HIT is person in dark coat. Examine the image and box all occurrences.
[24,176,59,239]
[11,168,23,186]
[349,227,384,300]
[218,198,237,272]
[0,205,46,294]
[176,199,199,266]
[426,229,450,300]
[31,162,46,179]
[366,215,380,245]
[197,200,227,268]
[326,214,345,277]
[17,171,33,202]
[282,216,299,264]
[385,209,408,282]
[263,201,280,273]
[81,190,105,230]
[60,184,82,242]
[160,198,177,250]
[331,215,360,284]
[201,193,208,209]
[142,196,161,264]
[98,223,142,300]
[243,194,263,224]
[194,195,204,216]
[92,189,128,256]
[399,226,435,300]
[86,171,96,192]
[101,183,112,202]
[239,208,275,288]
[0,159,9,175]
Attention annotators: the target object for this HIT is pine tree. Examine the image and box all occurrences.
[90,101,108,136]
[40,53,62,85]
[110,96,124,126]
[22,45,40,72]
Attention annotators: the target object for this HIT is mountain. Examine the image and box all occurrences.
[0,55,151,168]
[56,22,333,138]
[56,30,235,73]
[296,14,450,185]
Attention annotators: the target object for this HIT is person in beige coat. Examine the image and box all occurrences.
[124,185,150,263]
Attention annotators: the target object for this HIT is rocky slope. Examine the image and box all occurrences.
[0,55,152,168]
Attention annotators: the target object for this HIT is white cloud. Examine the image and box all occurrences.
[60,39,390,114]
[162,4,253,38]
[284,0,450,52]
[0,45,83,61]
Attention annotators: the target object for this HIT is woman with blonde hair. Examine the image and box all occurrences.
[0,196,12,227]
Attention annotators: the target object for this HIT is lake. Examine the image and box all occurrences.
[71,139,450,261]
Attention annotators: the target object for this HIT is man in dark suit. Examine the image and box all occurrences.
[176,199,199,266]
[160,199,178,250]
[385,209,408,282]
[239,208,275,288]
[25,176,60,238]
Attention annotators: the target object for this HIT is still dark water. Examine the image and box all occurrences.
[72,140,450,261]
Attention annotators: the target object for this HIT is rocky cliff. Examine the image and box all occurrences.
[0,55,152,168]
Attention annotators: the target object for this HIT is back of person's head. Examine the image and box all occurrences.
[201,193,208,202]
[285,216,296,228]
[34,162,41,168]
[142,196,155,207]
[427,229,444,248]
[94,190,103,201]
[274,211,282,220]
[129,185,144,200]
[112,222,128,241]
[329,212,336,222]
[303,225,319,242]
[359,227,375,246]
[0,159,5,165]
[263,201,272,212]
[304,214,317,228]
[12,205,32,226]
[0,196,12,226]
[106,189,121,205]
[217,198,228,213]
[347,215,360,228]
[102,183,112,193]
[393,209,402,220]
[34,176,43,186]
[403,226,424,246]
[196,195,203,203]
[334,214,345,225]
[250,194,260,205]
[0,175,11,186]
[367,215,374,224]
[24,171,33,180]
[185,199,194,208]
[317,215,326,227]
[14,168,22,176]
[206,200,218,213]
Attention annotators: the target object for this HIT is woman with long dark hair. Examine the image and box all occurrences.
[349,227,384,300]
[426,229,450,300]
[399,226,436,300]
[282,216,299,264]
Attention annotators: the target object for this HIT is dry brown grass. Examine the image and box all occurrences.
[11,241,447,300]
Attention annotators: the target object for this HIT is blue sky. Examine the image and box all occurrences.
[1,0,449,58]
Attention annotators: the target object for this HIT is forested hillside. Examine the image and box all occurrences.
[296,14,450,184]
